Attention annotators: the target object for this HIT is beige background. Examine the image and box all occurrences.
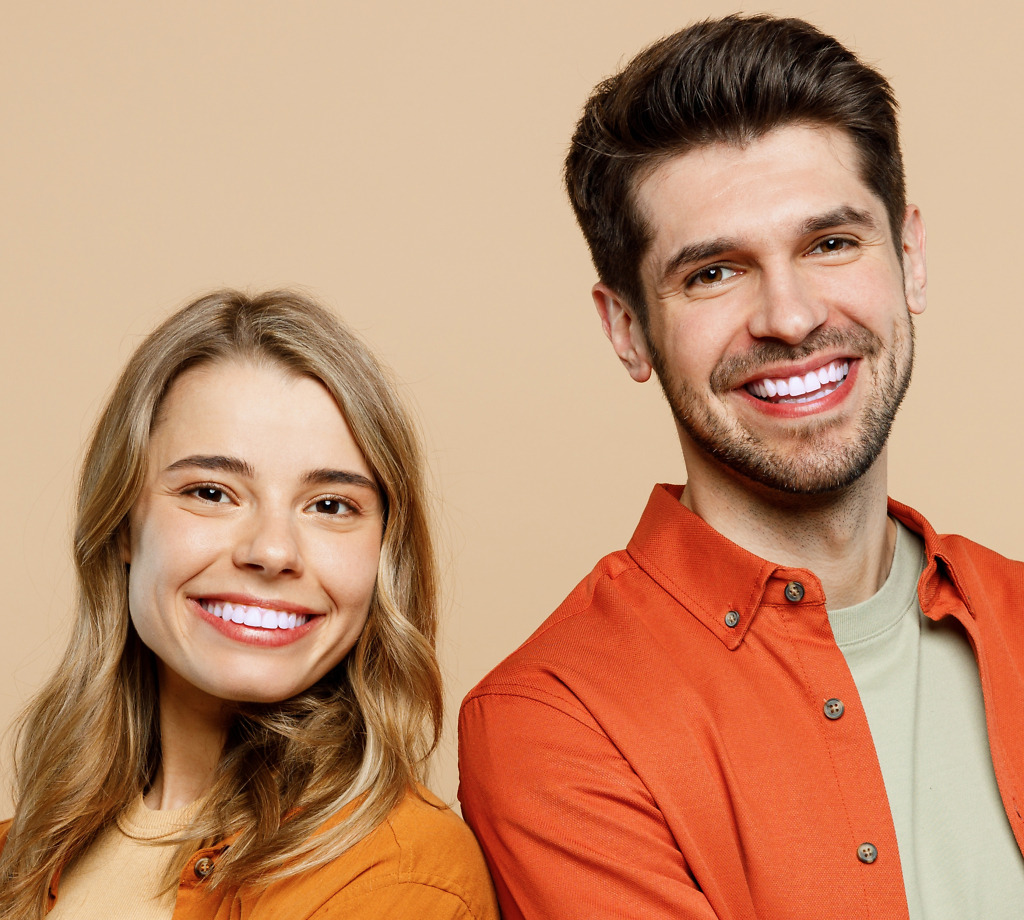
[2,1,1020,814]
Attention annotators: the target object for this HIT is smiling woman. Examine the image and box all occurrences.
[0,291,498,919]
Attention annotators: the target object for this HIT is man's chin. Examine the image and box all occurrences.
[688,426,889,497]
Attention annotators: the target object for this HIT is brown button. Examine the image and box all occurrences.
[857,843,878,864]
[724,610,740,628]
[824,698,845,720]
[784,581,805,602]
[193,856,214,879]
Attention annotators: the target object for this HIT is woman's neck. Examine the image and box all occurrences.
[145,664,230,811]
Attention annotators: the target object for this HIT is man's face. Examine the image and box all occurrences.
[597,124,926,495]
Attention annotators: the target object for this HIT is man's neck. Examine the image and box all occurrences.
[681,451,896,609]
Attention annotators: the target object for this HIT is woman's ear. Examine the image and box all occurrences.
[118,521,131,566]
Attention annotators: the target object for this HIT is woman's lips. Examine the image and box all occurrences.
[189,597,321,647]
[199,599,309,630]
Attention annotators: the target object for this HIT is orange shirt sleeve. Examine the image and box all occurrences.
[459,691,722,920]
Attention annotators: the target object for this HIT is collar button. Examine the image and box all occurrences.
[784,581,805,603]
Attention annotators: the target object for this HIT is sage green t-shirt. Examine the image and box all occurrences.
[827,521,1024,918]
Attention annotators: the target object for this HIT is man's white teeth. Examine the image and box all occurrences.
[746,360,850,403]
[200,600,308,630]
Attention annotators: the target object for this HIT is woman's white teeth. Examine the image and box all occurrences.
[747,360,850,403]
[200,600,308,629]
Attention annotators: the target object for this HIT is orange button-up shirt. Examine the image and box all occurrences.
[458,484,1024,919]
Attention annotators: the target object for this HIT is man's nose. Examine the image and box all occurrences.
[746,265,828,345]
[233,508,303,577]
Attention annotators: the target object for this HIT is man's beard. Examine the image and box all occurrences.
[650,319,915,495]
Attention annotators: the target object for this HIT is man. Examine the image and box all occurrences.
[458,15,1024,920]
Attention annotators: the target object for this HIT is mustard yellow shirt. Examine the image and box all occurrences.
[49,795,199,920]
[6,786,498,919]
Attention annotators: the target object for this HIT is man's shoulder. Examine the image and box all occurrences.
[462,542,693,713]
[933,529,1024,569]
[930,529,1024,608]
[891,498,1024,614]
[893,498,1024,573]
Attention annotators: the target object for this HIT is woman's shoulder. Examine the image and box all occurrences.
[255,786,498,919]
[379,784,486,856]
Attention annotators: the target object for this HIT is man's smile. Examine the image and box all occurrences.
[744,358,851,404]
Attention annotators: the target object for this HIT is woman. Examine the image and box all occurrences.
[0,290,498,919]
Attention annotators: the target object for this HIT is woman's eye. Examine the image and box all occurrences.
[689,265,736,287]
[312,498,353,516]
[191,487,229,504]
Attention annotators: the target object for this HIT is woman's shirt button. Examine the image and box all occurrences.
[193,856,214,879]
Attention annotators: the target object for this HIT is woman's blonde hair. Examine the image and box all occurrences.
[0,290,442,917]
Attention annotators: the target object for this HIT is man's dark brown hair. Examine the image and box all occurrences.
[564,14,905,330]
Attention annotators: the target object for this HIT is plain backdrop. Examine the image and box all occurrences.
[3,1,1021,814]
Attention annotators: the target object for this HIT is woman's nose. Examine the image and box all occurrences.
[233,509,303,577]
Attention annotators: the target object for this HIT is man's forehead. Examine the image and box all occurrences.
[635,123,867,209]
[633,124,888,273]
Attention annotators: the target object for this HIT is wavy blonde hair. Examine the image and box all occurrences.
[0,290,442,918]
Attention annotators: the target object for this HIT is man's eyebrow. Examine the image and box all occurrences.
[659,206,879,283]
[164,455,255,477]
[302,469,378,491]
[662,237,742,282]
[801,206,877,235]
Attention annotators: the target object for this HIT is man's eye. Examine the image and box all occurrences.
[689,265,736,287]
[813,237,855,254]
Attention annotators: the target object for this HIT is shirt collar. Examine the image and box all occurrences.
[626,484,969,649]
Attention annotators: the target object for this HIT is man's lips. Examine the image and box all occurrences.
[742,357,851,404]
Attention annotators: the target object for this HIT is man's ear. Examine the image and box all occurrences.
[592,283,654,383]
[901,204,927,315]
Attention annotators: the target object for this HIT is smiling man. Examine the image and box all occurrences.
[458,15,1024,920]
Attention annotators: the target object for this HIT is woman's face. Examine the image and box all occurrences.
[125,359,384,706]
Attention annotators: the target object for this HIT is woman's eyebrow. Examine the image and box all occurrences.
[163,457,376,492]
[302,469,377,490]
[164,455,254,477]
